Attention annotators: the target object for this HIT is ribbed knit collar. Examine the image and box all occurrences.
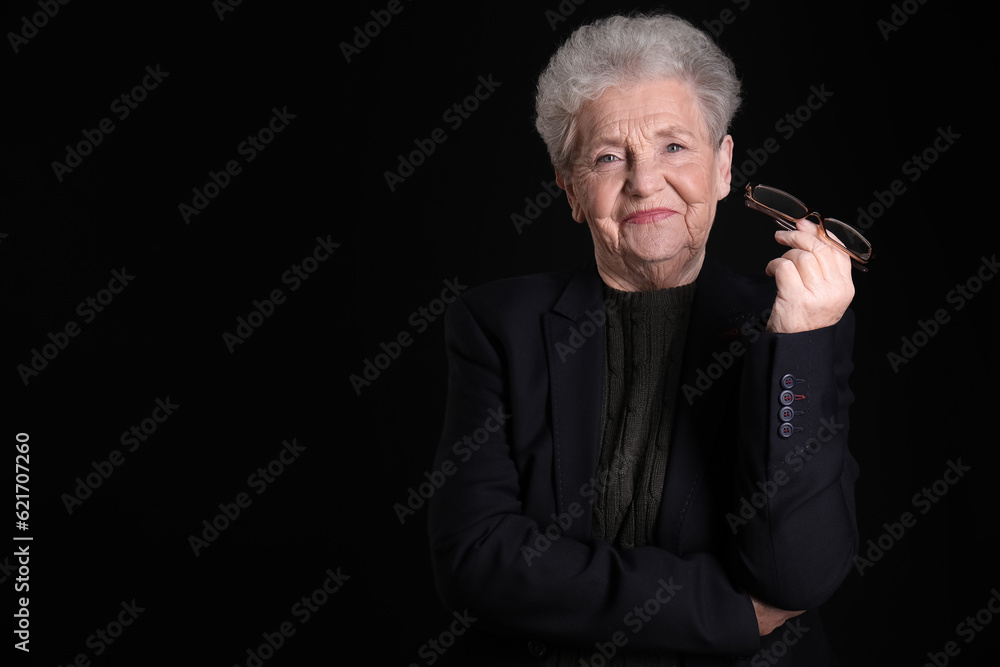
[602,281,697,318]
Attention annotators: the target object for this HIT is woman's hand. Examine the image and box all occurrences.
[765,219,855,334]
[751,595,805,636]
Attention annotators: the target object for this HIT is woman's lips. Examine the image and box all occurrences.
[622,208,679,224]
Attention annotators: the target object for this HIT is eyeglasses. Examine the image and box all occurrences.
[744,183,873,272]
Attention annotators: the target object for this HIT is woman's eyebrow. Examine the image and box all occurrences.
[590,124,698,146]
[652,125,697,141]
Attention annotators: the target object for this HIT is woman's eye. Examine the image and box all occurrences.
[596,154,619,164]
[665,143,684,153]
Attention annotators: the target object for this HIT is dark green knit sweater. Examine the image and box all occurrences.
[552,281,696,667]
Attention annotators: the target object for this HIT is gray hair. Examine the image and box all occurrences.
[534,12,741,178]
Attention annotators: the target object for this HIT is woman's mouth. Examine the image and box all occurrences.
[622,208,679,225]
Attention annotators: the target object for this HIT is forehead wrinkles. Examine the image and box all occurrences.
[586,104,703,152]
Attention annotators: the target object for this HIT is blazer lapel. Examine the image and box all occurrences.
[543,262,606,539]
[658,258,775,552]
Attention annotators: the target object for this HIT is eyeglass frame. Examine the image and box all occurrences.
[743,182,873,273]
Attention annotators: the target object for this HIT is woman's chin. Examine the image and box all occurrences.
[620,236,693,266]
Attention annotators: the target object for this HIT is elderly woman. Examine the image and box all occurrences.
[428,12,858,666]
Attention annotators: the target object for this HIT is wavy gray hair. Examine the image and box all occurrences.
[534,13,741,179]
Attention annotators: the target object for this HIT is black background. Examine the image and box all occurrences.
[3,0,996,665]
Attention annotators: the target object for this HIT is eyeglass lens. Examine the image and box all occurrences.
[753,186,808,219]
[753,185,871,262]
[822,219,872,260]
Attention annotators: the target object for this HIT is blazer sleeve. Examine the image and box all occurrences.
[427,293,762,657]
[729,309,860,611]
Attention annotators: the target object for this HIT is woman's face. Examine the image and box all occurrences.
[558,78,734,289]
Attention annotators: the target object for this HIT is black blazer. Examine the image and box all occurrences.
[428,257,858,666]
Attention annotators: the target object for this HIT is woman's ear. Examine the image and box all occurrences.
[716,134,734,200]
[556,170,585,224]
